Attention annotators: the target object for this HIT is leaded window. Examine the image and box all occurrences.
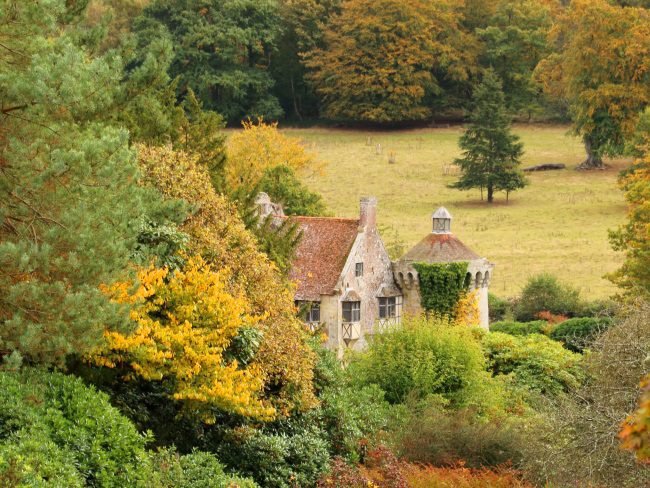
[342,301,360,322]
[379,297,397,319]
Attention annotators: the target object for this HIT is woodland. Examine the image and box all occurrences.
[0,1,649,487]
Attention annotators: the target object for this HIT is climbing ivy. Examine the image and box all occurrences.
[413,262,469,317]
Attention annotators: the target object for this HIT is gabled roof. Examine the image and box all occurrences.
[289,216,360,301]
[401,233,480,263]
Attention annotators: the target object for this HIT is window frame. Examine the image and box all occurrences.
[355,262,364,277]
[378,296,397,319]
[342,301,361,322]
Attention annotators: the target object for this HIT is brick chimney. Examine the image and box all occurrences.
[359,196,377,230]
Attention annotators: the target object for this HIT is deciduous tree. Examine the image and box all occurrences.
[304,0,469,123]
[535,0,650,169]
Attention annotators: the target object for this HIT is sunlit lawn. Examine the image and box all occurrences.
[279,125,628,299]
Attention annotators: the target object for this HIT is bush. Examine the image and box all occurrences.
[317,446,407,488]
[514,274,584,322]
[0,369,151,487]
[482,332,583,397]
[404,463,534,488]
[352,316,486,404]
[214,424,330,488]
[549,317,613,352]
[150,448,259,488]
[488,293,511,322]
[394,399,528,469]
[490,320,549,336]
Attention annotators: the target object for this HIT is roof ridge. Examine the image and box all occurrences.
[287,215,360,222]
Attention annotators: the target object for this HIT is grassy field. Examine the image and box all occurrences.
[280,125,629,299]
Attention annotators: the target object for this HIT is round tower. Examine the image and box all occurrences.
[393,207,494,329]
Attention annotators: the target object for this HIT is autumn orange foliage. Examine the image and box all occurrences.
[620,373,650,463]
[404,463,534,488]
[135,144,317,415]
[93,256,275,422]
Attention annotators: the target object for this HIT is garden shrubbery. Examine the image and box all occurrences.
[490,320,549,336]
[352,316,486,404]
[549,317,613,352]
[482,332,583,396]
[513,273,584,321]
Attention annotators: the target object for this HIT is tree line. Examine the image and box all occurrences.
[87,0,650,169]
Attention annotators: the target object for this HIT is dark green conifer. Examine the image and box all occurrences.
[450,70,527,203]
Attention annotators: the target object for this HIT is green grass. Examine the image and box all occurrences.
[280,125,628,299]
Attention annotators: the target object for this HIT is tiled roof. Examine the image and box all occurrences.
[401,233,480,263]
[289,216,360,301]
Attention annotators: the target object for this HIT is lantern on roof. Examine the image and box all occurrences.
[432,207,452,234]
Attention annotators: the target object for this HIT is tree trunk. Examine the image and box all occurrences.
[291,77,302,121]
[487,185,494,203]
[480,186,483,201]
[577,136,605,170]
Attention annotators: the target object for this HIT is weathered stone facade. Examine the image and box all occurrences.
[262,195,494,355]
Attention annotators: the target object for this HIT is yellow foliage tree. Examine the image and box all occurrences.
[93,256,275,422]
[226,118,318,191]
[454,290,481,327]
[135,144,317,415]
[535,0,650,168]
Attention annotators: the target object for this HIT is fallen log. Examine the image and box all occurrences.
[522,163,566,172]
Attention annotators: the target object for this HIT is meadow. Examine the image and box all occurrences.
[282,125,629,299]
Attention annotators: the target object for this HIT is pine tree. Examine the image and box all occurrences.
[450,70,527,203]
[0,1,172,366]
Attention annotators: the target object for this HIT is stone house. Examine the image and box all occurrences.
[258,194,493,355]
[288,197,401,354]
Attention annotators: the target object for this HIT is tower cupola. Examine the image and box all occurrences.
[432,207,452,234]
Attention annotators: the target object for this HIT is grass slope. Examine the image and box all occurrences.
[283,125,627,299]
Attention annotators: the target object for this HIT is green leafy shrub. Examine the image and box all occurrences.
[353,316,486,404]
[258,165,328,216]
[150,448,259,488]
[309,341,392,461]
[482,332,583,397]
[490,320,549,336]
[0,369,151,487]
[214,424,330,488]
[413,262,469,317]
[514,273,584,321]
[488,293,511,322]
[549,317,613,352]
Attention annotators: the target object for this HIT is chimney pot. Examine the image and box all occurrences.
[359,196,378,229]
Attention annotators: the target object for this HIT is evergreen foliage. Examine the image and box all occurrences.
[0,0,174,366]
[450,70,527,202]
[136,0,284,123]
[490,320,549,337]
[258,165,328,216]
[549,317,613,353]
[413,262,469,317]
[0,369,151,486]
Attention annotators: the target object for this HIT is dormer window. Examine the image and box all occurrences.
[355,262,364,277]
[342,301,360,322]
